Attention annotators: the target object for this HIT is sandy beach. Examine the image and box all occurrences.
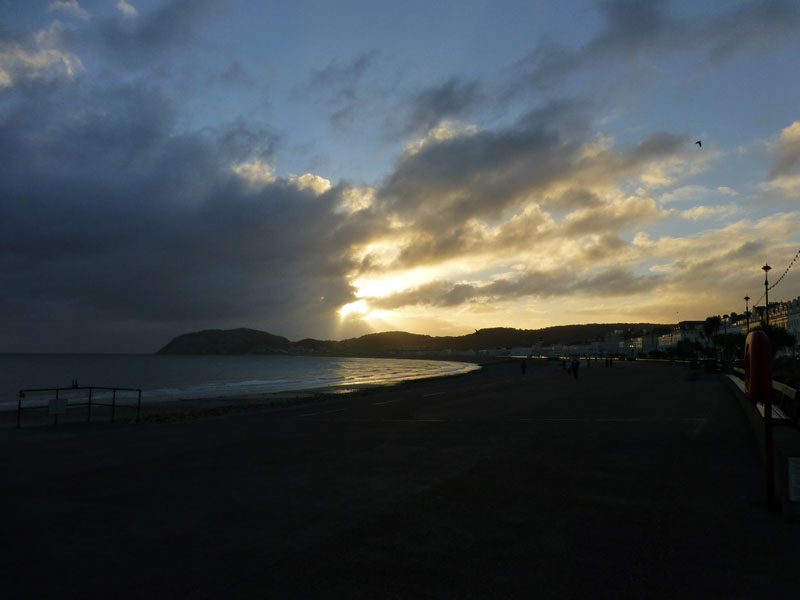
[2,359,798,598]
[4,357,521,429]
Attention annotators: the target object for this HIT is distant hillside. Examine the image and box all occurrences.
[157,323,669,355]
[158,328,292,355]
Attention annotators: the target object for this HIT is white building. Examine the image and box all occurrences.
[656,321,704,351]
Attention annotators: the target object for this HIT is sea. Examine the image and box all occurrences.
[0,354,480,412]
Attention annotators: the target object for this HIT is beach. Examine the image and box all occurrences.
[2,353,485,428]
[2,359,798,598]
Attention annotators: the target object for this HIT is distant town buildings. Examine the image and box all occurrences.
[389,296,800,359]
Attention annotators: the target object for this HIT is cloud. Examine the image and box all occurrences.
[232,160,276,188]
[90,0,219,68]
[0,78,381,350]
[405,120,479,155]
[402,77,484,135]
[301,50,379,129]
[659,184,739,206]
[768,121,800,180]
[116,0,138,18]
[702,0,800,63]
[764,175,800,197]
[368,115,682,273]
[679,204,740,221]
[209,61,252,87]
[290,173,333,195]
[369,265,665,311]
[0,22,85,86]
[511,0,799,92]
[48,1,91,21]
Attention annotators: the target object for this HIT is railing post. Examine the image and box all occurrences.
[54,389,59,426]
[17,391,23,429]
[136,390,142,424]
[111,389,117,423]
[87,387,93,423]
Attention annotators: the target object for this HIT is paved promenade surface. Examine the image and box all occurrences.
[2,360,798,599]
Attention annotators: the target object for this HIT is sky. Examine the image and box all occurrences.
[1,0,800,353]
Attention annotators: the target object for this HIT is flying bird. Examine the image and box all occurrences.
[695,140,702,148]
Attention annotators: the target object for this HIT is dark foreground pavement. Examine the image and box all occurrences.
[2,360,798,598]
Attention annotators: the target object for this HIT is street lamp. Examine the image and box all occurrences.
[762,264,771,326]
[744,295,750,331]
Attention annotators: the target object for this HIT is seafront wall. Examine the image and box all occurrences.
[724,375,800,520]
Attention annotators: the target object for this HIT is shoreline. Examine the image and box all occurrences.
[5,358,539,429]
[2,355,510,428]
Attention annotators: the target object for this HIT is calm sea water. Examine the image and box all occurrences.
[0,354,480,411]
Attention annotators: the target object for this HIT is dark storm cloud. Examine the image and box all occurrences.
[512,0,799,91]
[0,78,381,351]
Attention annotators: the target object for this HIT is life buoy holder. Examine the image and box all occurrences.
[744,330,772,402]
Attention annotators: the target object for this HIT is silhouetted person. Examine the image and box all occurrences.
[572,357,580,379]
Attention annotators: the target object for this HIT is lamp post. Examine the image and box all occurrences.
[762,264,771,326]
[744,295,750,331]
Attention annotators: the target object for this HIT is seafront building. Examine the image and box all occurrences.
[786,297,800,343]
[656,321,704,352]
[727,296,800,340]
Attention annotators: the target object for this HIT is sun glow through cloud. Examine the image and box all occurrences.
[338,299,368,317]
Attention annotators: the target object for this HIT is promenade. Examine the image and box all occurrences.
[2,360,798,598]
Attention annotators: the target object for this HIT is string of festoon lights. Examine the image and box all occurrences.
[752,248,800,307]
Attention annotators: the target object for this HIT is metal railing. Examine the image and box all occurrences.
[731,368,799,428]
[16,386,142,428]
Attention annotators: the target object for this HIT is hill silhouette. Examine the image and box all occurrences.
[157,324,669,355]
